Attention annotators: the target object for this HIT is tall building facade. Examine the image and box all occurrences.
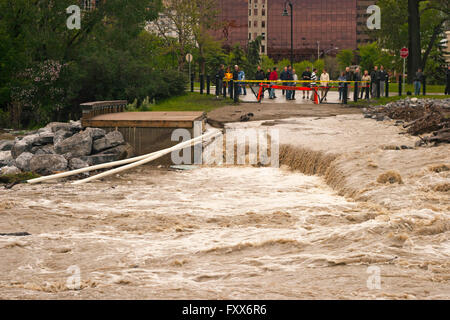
[216,0,375,61]
[356,0,377,45]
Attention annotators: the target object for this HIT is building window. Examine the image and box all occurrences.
[262,21,265,28]
[249,33,252,40]
[249,9,251,16]
[262,9,265,16]
[254,9,258,15]
[83,0,93,10]
[249,21,251,28]
[261,45,265,53]
[254,21,257,27]
[254,32,257,39]
[262,32,265,40]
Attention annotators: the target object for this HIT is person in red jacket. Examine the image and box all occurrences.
[269,67,278,99]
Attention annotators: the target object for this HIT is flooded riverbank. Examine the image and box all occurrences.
[0,114,448,299]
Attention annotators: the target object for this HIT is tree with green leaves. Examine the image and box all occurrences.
[376,0,448,82]
[336,49,355,70]
[0,0,190,128]
[245,36,263,78]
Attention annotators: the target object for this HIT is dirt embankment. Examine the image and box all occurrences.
[207,103,361,128]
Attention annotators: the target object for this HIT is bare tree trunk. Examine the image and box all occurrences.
[408,0,421,83]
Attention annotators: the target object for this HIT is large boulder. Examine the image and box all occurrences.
[29,154,68,174]
[0,166,21,175]
[11,131,55,158]
[31,144,55,155]
[53,129,74,145]
[14,152,34,172]
[69,158,89,170]
[11,135,36,158]
[99,143,134,160]
[32,131,54,146]
[0,151,13,167]
[80,154,119,166]
[46,121,82,134]
[85,127,106,140]
[0,140,14,151]
[54,130,93,158]
[92,131,125,153]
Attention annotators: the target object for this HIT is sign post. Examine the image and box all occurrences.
[186,53,193,79]
[400,47,409,93]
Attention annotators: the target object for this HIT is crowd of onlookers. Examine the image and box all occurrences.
[215,63,450,101]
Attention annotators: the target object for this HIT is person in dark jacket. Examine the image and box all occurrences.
[285,65,294,100]
[353,68,362,101]
[255,66,265,81]
[255,65,266,98]
[379,65,387,97]
[414,68,423,96]
[344,66,352,98]
[301,67,312,99]
[370,66,379,98]
[445,65,450,95]
[215,64,225,98]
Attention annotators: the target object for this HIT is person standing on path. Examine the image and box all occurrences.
[344,66,352,99]
[338,72,346,101]
[353,67,362,101]
[233,65,240,100]
[280,66,289,96]
[445,65,450,95]
[301,67,312,100]
[266,69,272,81]
[292,69,298,100]
[370,66,379,98]
[285,65,294,100]
[215,64,225,98]
[361,70,371,100]
[310,68,318,102]
[379,65,387,97]
[255,66,266,98]
[414,68,424,96]
[225,67,233,96]
[238,68,247,95]
[269,67,279,99]
[320,69,330,102]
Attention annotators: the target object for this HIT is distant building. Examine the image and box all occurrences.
[215,0,377,61]
[356,0,377,45]
[82,0,102,11]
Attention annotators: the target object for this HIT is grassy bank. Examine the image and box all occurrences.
[152,92,234,112]
[348,95,449,107]
[0,172,40,184]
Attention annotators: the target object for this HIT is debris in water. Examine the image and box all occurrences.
[377,170,403,184]
[0,232,31,237]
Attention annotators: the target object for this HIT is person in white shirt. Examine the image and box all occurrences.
[320,69,330,102]
[292,69,298,100]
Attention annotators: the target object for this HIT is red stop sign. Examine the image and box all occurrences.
[400,47,409,59]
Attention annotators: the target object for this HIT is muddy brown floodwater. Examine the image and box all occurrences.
[0,114,449,299]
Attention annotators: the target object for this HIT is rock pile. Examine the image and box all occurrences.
[0,121,134,176]
[363,98,450,146]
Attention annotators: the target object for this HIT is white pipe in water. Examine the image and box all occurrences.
[72,130,221,185]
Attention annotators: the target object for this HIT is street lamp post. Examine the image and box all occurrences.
[282,1,294,66]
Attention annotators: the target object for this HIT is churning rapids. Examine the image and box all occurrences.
[0,114,448,299]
